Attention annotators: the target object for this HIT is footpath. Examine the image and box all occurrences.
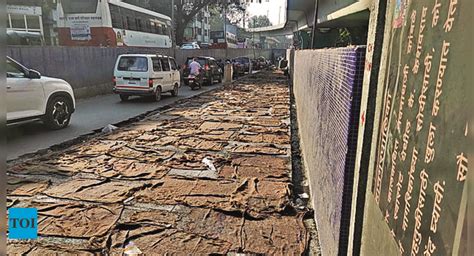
[7,71,309,255]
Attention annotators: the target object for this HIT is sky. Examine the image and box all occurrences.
[246,0,286,27]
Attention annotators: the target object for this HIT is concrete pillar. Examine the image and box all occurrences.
[347,0,398,254]
[223,63,233,84]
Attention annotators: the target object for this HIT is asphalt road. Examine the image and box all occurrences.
[6,83,222,160]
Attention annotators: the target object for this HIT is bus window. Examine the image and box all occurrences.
[127,16,136,31]
[135,18,142,32]
[156,24,163,35]
[111,12,123,29]
[162,25,168,35]
[145,21,152,33]
[62,0,98,14]
[122,18,128,30]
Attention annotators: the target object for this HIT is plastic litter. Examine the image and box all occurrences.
[295,198,305,210]
[202,157,217,173]
[124,242,142,256]
[102,124,118,133]
[299,193,309,199]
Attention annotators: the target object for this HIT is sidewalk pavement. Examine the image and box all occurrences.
[7,71,309,255]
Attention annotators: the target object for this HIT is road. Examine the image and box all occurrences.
[7,83,222,160]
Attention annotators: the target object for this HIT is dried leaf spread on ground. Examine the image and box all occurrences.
[7,72,308,255]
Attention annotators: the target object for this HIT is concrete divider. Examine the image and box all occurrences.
[7,46,284,99]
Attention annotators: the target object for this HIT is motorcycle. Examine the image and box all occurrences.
[188,73,202,90]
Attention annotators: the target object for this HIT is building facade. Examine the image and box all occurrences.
[7,0,59,46]
[183,5,210,44]
[7,4,44,45]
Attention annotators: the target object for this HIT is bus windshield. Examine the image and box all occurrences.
[210,31,224,40]
[62,0,98,14]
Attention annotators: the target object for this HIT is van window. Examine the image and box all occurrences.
[152,57,162,71]
[117,56,148,72]
[170,59,178,70]
[160,58,170,71]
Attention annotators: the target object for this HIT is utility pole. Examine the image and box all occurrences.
[310,0,320,49]
[223,0,227,57]
[252,19,256,59]
[171,0,175,48]
[171,0,175,23]
[223,0,227,39]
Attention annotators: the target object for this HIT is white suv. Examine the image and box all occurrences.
[6,56,75,129]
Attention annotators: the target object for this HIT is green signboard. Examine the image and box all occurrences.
[371,0,470,255]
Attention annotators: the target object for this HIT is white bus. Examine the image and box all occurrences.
[57,0,172,48]
[209,31,238,49]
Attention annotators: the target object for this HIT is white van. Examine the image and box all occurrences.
[113,54,181,101]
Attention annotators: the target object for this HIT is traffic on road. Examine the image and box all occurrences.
[6,52,272,161]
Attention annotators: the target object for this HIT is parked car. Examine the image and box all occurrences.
[180,42,200,49]
[199,43,211,49]
[113,54,181,102]
[232,56,252,76]
[6,56,76,129]
[182,56,223,86]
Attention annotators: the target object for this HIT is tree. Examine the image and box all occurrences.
[209,5,224,31]
[248,15,272,28]
[126,0,246,46]
[209,4,246,31]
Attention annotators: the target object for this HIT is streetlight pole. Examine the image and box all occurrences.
[223,0,227,57]
[171,0,175,48]
[252,19,256,58]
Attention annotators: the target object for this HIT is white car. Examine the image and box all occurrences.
[6,56,76,129]
[113,54,181,102]
[180,42,200,49]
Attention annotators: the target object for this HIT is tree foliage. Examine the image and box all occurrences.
[209,3,247,31]
[248,15,272,28]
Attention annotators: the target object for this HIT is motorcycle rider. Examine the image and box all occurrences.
[189,57,202,86]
